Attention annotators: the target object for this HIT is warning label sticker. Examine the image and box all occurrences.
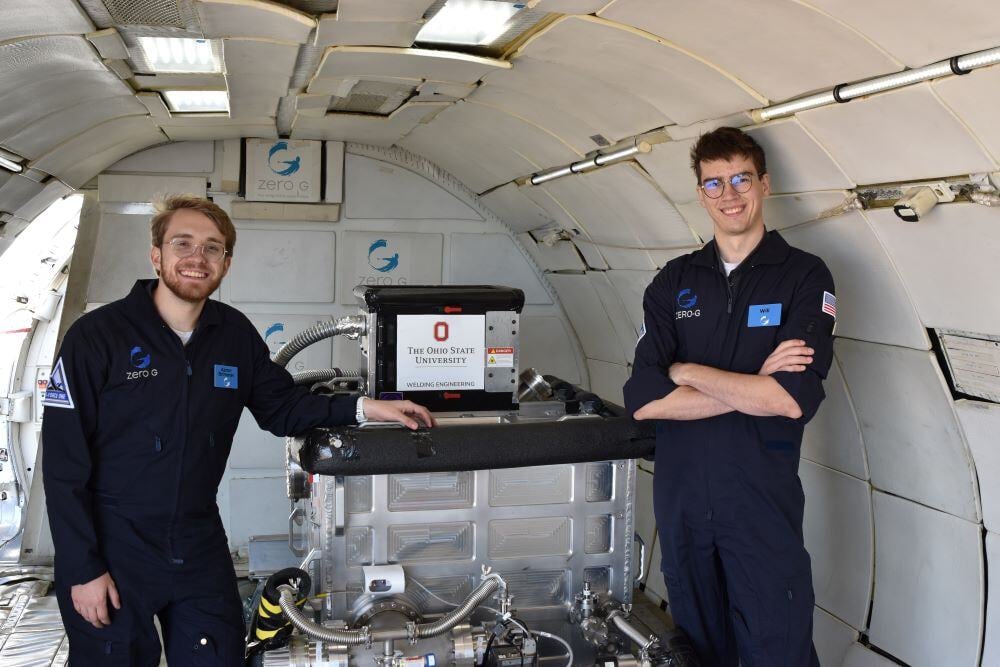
[486,347,514,368]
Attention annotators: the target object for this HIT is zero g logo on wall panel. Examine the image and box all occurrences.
[338,232,443,303]
[245,139,321,203]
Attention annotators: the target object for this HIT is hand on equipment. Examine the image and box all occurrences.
[363,399,436,430]
[758,339,814,376]
[71,572,121,629]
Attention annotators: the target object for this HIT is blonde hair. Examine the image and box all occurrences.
[150,195,236,256]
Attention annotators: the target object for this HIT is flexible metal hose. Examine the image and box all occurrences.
[290,368,365,386]
[608,611,656,651]
[273,316,366,368]
[277,574,503,645]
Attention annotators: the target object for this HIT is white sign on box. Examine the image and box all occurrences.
[245,138,321,203]
[396,315,485,391]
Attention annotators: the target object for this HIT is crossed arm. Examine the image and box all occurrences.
[632,339,813,421]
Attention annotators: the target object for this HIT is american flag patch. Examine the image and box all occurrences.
[822,291,837,318]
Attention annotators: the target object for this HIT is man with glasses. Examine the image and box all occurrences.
[42,195,435,664]
[625,127,835,666]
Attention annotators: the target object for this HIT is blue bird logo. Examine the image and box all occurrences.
[367,239,399,273]
[130,346,151,369]
[264,322,284,342]
[677,289,698,309]
[268,141,301,176]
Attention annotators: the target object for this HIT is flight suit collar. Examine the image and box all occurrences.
[127,279,222,329]
[690,229,791,271]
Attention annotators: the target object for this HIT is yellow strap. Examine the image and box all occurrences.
[255,627,280,640]
[261,597,282,615]
[258,605,271,619]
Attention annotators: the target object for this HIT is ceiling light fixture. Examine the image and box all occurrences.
[417,0,523,46]
[138,36,221,74]
[0,149,24,174]
[161,90,230,113]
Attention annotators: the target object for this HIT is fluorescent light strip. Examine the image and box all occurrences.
[417,0,520,46]
[0,156,24,174]
[138,37,221,74]
[162,90,229,113]
[530,143,648,186]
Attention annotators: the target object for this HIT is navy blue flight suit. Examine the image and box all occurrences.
[624,231,835,666]
[42,279,356,665]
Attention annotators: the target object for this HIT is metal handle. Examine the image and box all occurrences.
[288,503,307,557]
[633,532,646,584]
[335,475,345,536]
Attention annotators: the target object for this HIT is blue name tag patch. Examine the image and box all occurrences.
[214,364,238,389]
[748,303,782,328]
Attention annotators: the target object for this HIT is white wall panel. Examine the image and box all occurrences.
[225,475,288,548]
[573,240,609,270]
[482,57,668,150]
[0,176,48,219]
[801,359,867,480]
[935,65,1000,164]
[336,232,442,304]
[601,0,897,103]
[107,141,215,174]
[0,0,93,42]
[518,315,582,383]
[955,400,1000,533]
[517,235,585,272]
[228,227,336,304]
[835,338,979,521]
[780,211,929,350]
[606,269,655,334]
[516,17,762,126]
[547,273,626,365]
[868,492,984,667]
[806,0,1000,67]
[765,191,854,232]
[87,213,157,304]
[160,118,278,141]
[97,175,207,203]
[672,202,713,244]
[745,119,853,194]
[647,247,693,269]
[541,165,696,249]
[798,84,996,184]
[344,154,481,220]
[596,246,655,272]
[481,183,555,233]
[865,205,1000,334]
[589,271,639,363]
[449,233,552,305]
[585,359,628,406]
[842,644,900,667]
[813,607,858,667]
[986,532,1000,667]
[800,461,873,630]
[637,138,697,204]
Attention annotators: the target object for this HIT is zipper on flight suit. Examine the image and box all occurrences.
[166,327,196,566]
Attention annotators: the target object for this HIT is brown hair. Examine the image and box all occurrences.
[690,126,767,183]
[150,195,236,256]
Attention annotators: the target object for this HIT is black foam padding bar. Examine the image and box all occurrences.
[297,415,656,476]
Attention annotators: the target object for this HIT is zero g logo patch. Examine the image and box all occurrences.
[675,288,701,319]
[367,239,399,273]
[126,346,158,381]
[214,365,238,389]
[748,303,782,328]
[267,141,301,176]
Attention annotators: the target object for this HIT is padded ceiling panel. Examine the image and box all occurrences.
[801,461,873,630]
[865,205,1000,334]
[0,175,46,219]
[835,338,979,521]
[600,0,898,103]
[335,0,435,22]
[480,183,555,233]
[517,235,585,272]
[573,240,609,270]
[596,246,656,272]
[780,211,929,349]
[0,36,106,85]
[400,101,576,192]
[450,234,551,305]
[606,269,655,334]
[224,40,299,119]
[547,273,627,365]
[312,47,510,88]
[955,401,1000,534]
[196,0,315,42]
[159,118,277,141]
[293,101,449,144]
[0,70,131,151]
[647,246,695,269]
[801,359,868,480]
[806,0,1000,67]
[813,608,858,667]
[798,84,997,184]
[636,137,697,204]
[868,491,984,667]
[533,0,609,12]
[315,18,423,47]
[590,271,641,362]
[764,192,855,232]
[519,184,584,233]
[4,95,147,160]
[31,117,167,188]
[935,65,1000,164]
[539,164,696,248]
[673,201,713,243]
[481,57,670,152]
[516,16,763,126]
[0,0,93,42]
[745,119,853,193]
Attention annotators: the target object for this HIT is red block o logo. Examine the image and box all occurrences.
[434,321,449,341]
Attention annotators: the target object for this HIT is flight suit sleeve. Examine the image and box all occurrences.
[245,324,357,436]
[771,260,836,424]
[40,324,108,586]
[623,271,680,418]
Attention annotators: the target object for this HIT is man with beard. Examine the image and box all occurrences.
[42,196,435,665]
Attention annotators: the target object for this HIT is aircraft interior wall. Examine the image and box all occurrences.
[1,1,1000,665]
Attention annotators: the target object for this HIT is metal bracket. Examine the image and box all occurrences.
[288,503,307,557]
[633,532,646,584]
[334,475,345,536]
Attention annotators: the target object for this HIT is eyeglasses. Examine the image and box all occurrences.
[166,238,228,262]
[700,171,758,199]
